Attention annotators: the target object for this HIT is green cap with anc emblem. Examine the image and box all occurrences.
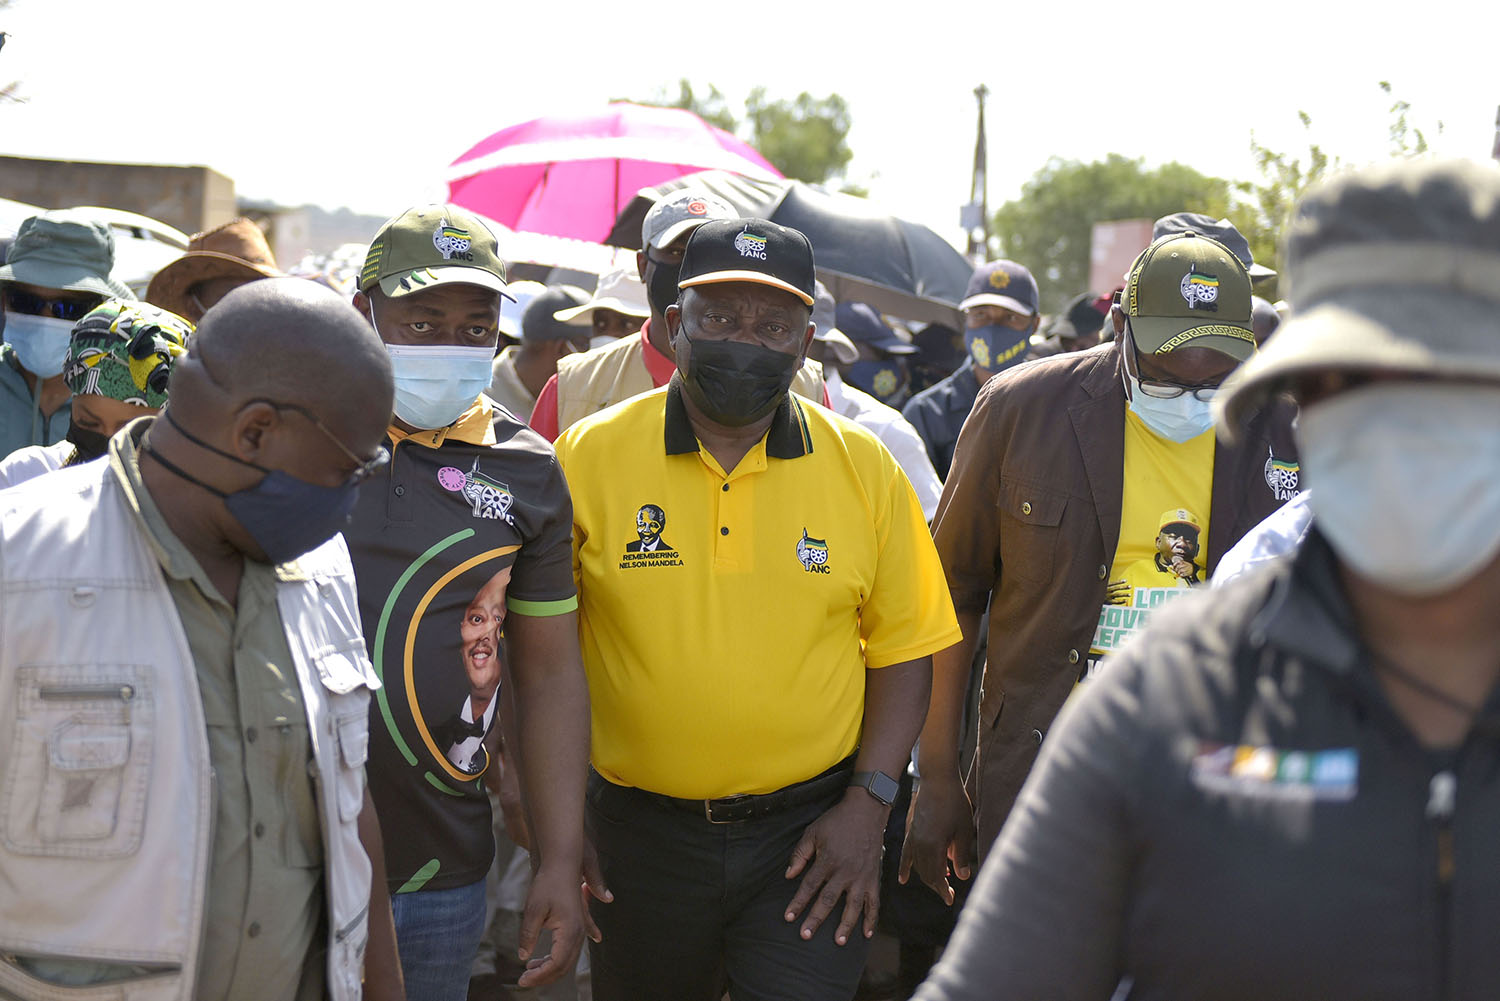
[358,204,512,301]
[1124,231,1254,361]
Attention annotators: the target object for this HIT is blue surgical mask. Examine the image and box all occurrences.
[384,343,494,429]
[966,323,1030,373]
[1124,370,1217,442]
[4,312,75,378]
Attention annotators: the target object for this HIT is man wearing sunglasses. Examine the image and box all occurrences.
[0,209,135,460]
[902,231,1294,904]
[0,278,405,1000]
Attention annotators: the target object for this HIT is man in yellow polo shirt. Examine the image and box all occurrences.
[554,218,960,1001]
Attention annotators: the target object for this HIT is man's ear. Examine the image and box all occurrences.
[636,249,648,284]
[352,290,373,323]
[1026,314,1041,336]
[230,400,280,464]
[1110,303,1126,335]
[664,303,683,345]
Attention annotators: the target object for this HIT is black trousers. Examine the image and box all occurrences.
[586,771,872,1001]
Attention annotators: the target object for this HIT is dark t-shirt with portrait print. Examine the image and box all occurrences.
[345,398,576,894]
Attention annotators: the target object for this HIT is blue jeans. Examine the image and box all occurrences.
[391,877,488,1001]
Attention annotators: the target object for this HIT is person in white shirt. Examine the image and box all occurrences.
[807,283,943,521]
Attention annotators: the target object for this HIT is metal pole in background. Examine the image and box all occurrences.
[964,85,991,264]
[1492,105,1499,162]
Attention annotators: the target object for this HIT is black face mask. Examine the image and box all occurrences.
[678,334,800,428]
[65,421,111,462]
[646,257,682,318]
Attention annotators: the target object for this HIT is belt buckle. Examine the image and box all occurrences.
[705,795,749,824]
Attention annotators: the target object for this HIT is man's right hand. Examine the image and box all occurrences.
[898,772,976,906]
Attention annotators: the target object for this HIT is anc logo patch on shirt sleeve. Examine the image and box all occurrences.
[619,503,683,569]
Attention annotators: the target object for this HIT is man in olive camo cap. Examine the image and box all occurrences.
[0,299,189,487]
[903,227,1297,899]
[347,204,592,999]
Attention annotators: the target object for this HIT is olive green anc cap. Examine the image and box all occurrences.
[358,205,512,300]
[1124,232,1255,362]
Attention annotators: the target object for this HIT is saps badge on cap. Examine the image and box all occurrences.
[358,205,512,300]
[1124,232,1254,361]
[677,219,816,306]
[960,260,1039,316]
[641,189,738,250]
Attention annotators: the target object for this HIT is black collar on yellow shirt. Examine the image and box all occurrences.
[662,376,813,460]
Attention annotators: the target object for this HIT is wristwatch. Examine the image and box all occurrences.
[850,770,900,806]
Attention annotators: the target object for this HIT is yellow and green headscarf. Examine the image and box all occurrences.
[62,300,191,408]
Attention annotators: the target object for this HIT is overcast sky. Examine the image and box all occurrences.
[3,0,1496,248]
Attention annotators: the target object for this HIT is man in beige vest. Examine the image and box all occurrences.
[528,189,826,441]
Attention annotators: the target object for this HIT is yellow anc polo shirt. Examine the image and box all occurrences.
[554,379,960,800]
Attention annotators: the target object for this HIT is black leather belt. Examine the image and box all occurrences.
[644,754,858,824]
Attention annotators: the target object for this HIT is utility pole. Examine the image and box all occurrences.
[1492,104,1500,162]
[962,84,991,263]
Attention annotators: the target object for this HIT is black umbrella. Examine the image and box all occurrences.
[604,170,970,327]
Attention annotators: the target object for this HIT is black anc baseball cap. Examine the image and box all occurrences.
[677,218,817,306]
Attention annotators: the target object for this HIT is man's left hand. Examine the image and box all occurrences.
[783,790,888,946]
[516,863,587,988]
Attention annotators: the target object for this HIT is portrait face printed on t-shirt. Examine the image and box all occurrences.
[460,565,510,715]
[1154,523,1201,577]
[381,546,520,786]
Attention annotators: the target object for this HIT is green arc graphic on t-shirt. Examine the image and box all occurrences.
[395,858,442,894]
[373,528,475,767]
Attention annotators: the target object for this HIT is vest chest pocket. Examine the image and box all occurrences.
[997,480,1068,584]
[315,650,373,824]
[1,665,154,859]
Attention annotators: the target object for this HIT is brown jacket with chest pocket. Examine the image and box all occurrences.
[932,340,1295,853]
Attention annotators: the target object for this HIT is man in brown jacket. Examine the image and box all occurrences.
[901,232,1295,904]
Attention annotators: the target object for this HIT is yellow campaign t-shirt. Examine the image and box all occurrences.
[554,382,961,800]
[1086,410,1214,678]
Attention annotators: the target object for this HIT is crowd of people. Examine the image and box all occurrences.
[0,153,1496,1001]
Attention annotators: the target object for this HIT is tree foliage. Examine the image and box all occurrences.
[991,155,1235,312]
[629,79,855,186]
[1235,84,1442,274]
[1234,111,1332,273]
[742,88,853,186]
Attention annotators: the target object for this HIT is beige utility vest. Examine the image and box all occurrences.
[0,459,379,1001]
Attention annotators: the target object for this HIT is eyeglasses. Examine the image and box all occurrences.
[1123,324,1222,401]
[4,289,101,322]
[249,398,390,483]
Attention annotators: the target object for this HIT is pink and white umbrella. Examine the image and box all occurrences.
[446,102,781,243]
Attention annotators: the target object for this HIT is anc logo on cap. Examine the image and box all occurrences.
[433,219,473,261]
[988,268,1011,289]
[1180,268,1220,311]
[734,229,769,261]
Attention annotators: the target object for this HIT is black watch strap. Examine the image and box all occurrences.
[851,770,900,806]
